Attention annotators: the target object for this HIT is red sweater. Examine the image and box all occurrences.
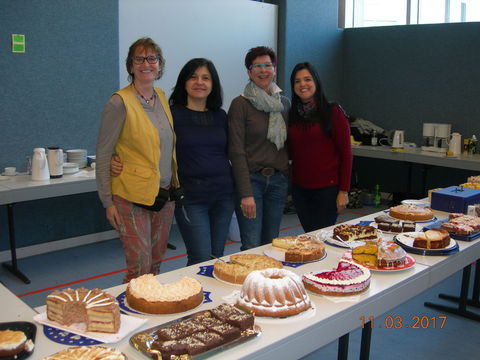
[287,105,352,191]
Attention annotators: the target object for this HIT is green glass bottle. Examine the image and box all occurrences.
[373,184,381,207]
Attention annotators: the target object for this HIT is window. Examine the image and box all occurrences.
[341,0,480,28]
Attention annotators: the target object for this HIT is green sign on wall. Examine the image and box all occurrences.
[12,34,25,53]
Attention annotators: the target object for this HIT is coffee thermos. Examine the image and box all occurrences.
[31,148,50,181]
[47,147,64,178]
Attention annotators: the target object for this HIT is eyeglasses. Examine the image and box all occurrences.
[132,55,159,65]
[249,62,274,70]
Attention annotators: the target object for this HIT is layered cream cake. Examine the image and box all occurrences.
[213,254,283,284]
[126,274,203,314]
[236,268,311,317]
[46,288,120,333]
[43,345,126,359]
[302,260,371,296]
[0,329,27,357]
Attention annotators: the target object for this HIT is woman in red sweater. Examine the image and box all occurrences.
[288,62,352,232]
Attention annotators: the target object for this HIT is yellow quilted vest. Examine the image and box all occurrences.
[111,85,179,205]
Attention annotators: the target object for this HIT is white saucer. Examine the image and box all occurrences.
[1,172,17,176]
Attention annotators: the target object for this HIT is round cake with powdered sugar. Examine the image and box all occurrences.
[46,288,120,333]
[236,268,311,317]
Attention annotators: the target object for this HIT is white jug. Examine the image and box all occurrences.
[392,130,405,148]
[31,148,50,181]
[47,147,63,178]
[449,132,462,156]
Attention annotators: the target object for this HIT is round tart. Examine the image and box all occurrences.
[0,329,27,357]
[44,345,126,359]
[213,254,282,284]
[389,204,434,221]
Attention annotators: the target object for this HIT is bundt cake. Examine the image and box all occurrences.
[236,268,311,317]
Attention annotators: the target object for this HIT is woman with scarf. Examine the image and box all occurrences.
[228,46,290,250]
[288,62,352,232]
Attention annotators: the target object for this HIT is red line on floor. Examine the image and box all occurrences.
[17,224,302,298]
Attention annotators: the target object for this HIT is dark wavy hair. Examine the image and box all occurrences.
[244,46,277,70]
[126,37,165,83]
[169,58,223,110]
[289,62,332,137]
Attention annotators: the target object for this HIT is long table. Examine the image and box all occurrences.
[0,172,97,283]
[351,145,480,171]
[2,207,478,359]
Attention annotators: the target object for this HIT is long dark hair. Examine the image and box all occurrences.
[289,62,332,137]
[169,58,223,110]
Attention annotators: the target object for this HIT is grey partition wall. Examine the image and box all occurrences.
[119,0,277,110]
[0,0,118,170]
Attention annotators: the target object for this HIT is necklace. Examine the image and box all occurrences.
[133,84,155,104]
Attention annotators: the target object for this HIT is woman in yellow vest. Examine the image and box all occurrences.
[96,38,179,283]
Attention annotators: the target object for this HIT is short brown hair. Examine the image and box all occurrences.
[126,37,165,82]
[244,46,276,70]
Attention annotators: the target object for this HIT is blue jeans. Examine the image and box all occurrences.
[175,192,235,265]
[292,184,339,232]
[235,172,288,250]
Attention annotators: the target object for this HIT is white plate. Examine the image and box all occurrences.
[118,291,205,316]
[321,229,382,249]
[395,232,458,251]
[342,251,416,272]
[1,172,17,176]
[212,270,243,286]
[263,245,327,263]
[33,312,147,343]
[401,199,430,207]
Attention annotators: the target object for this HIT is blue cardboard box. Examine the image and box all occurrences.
[431,186,480,214]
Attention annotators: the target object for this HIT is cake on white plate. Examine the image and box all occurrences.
[302,259,371,296]
[236,268,312,317]
[126,274,203,314]
[43,345,126,360]
[46,288,120,333]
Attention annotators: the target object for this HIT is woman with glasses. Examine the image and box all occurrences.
[288,62,352,232]
[96,37,179,283]
[228,46,290,250]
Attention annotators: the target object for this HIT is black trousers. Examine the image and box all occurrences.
[291,183,339,233]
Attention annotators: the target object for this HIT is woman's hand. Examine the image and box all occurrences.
[106,205,122,231]
[111,154,123,177]
[240,196,256,219]
[336,191,349,212]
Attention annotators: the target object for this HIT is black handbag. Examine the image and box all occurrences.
[134,188,170,212]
